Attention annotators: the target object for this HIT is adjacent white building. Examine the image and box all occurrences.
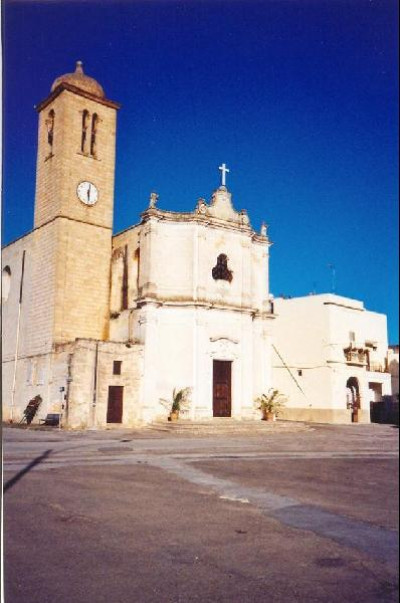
[272,294,392,423]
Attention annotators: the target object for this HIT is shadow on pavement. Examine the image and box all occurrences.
[3,449,53,493]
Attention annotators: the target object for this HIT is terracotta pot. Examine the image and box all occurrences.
[168,410,179,422]
[262,411,274,422]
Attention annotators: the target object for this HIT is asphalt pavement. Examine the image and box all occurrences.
[3,422,399,603]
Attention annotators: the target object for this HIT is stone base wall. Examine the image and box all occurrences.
[2,339,144,429]
[279,407,370,424]
[66,339,144,429]
[2,346,73,424]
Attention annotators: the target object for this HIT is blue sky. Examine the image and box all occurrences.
[2,0,399,341]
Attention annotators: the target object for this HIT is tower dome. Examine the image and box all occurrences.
[51,61,105,98]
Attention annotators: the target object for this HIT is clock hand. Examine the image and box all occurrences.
[87,184,91,202]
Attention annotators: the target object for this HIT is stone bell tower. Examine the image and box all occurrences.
[29,62,120,352]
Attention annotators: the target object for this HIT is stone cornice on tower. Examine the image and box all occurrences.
[35,82,121,112]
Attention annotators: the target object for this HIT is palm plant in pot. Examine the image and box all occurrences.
[161,387,192,421]
[255,389,285,421]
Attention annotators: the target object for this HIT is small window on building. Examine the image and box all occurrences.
[269,295,274,314]
[81,109,90,153]
[349,331,356,342]
[212,254,233,283]
[2,266,11,302]
[113,361,122,375]
[298,370,303,377]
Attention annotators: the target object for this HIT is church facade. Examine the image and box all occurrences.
[2,63,273,428]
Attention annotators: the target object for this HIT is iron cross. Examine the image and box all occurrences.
[219,163,230,186]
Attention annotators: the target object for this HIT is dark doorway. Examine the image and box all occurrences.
[107,386,124,423]
[346,377,360,423]
[213,360,232,417]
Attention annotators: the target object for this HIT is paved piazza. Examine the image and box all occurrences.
[3,422,399,603]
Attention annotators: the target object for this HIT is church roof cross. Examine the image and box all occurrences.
[219,163,230,187]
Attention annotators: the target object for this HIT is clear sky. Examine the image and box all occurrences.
[2,0,399,341]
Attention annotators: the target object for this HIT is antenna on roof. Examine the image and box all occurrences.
[328,264,336,293]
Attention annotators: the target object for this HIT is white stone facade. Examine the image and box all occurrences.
[109,187,273,423]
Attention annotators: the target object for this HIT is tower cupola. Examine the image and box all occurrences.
[51,61,105,99]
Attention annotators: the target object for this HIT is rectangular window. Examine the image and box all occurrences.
[349,331,356,342]
[36,361,46,385]
[26,360,35,385]
[113,361,122,375]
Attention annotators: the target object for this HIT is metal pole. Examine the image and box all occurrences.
[64,352,73,426]
[10,250,26,423]
[90,342,99,428]
[272,344,311,404]
[59,387,65,430]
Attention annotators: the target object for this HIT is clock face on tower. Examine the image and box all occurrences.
[77,181,99,206]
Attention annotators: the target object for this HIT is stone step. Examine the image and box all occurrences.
[146,418,309,434]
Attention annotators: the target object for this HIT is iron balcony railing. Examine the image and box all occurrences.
[367,362,389,373]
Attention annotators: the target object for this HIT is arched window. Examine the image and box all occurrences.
[81,109,90,153]
[90,113,99,157]
[111,248,125,313]
[212,254,233,283]
[122,245,128,310]
[2,265,11,301]
[134,247,141,292]
[45,110,55,156]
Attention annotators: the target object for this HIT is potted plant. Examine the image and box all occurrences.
[161,387,192,421]
[255,389,285,421]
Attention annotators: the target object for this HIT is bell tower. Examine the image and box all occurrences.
[28,62,120,350]
[34,61,119,230]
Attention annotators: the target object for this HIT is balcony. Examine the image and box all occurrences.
[344,347,367,366]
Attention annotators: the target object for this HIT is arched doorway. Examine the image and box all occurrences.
[346,377,360,423]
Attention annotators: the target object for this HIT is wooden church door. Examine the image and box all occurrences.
[107,386,124,423]
[213,360,232,417]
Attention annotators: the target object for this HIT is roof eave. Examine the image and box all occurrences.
[35,83,121,112]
